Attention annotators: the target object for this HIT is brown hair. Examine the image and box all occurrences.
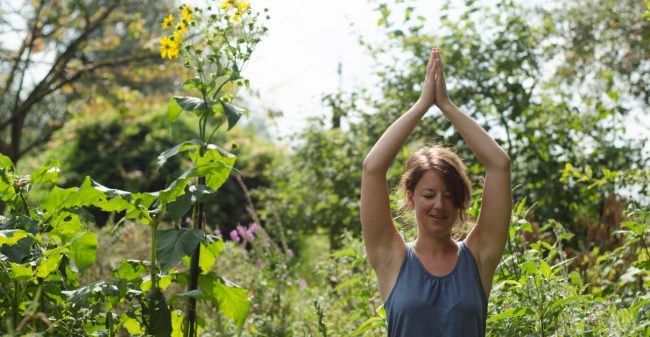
[399,145,473,225]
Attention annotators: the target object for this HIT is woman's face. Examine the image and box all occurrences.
[407,170,459,238]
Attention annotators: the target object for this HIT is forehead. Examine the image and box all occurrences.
[415,170,449,191]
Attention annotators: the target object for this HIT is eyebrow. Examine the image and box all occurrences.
[422,188,447,192]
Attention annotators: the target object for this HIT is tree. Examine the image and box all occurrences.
[354,0,648,230]
[0,0,176,162]
[265,0,648,251]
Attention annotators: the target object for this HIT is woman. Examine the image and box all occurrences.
[360,48,511,336]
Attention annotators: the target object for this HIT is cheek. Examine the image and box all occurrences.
[415,198,434,210]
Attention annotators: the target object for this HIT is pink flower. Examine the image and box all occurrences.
[242,230,255,242]
[248,222,259,234]
[286,248,294,258]
[588,314,597,325]
[298,278,307,290]
[184,217,192,226]
[230,229,241,243]
[213,229,222,238]
[236,224,246,237]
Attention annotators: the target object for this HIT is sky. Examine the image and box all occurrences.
[240,0,649,150]
[240,0,438,142]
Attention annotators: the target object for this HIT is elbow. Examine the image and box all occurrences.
[489,153,511,171]
[362,156,384,175]
[498,154,511,171]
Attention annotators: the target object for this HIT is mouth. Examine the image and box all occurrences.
[429,214,448,221]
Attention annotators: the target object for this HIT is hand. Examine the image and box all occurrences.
[432,49,452,109]
[416,48,438,110]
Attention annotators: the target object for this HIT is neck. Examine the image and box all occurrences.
[414,234,457,257]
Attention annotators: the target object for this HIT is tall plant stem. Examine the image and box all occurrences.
[150,205,164,289]
[186,176,206,337]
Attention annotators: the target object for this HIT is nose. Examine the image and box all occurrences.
[432,194,444,210]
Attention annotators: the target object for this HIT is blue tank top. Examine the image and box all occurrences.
[384,241,488,337]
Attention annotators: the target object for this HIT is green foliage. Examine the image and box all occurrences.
[349,0,650,230]
[0,152,252,335]
[258,118,366,250]
[487,199,650,336]
[0,1,269,336]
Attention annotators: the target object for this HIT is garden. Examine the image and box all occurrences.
[0,0,648,336]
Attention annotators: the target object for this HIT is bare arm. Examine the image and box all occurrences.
[432,50,512,293]
[361,48,439,270]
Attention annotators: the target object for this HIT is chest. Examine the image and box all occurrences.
[415,252,458,277]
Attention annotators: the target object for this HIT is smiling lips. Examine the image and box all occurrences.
[429,214,448,221]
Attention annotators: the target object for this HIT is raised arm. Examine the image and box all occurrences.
[432,49,512,294]
[361,49,438,272]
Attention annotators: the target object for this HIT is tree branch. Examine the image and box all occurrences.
[0,0,121,132]
[0,0,45,104]
[14,121,63,162]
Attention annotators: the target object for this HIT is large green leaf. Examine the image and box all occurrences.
[156,229,203,273]
[169,96,217,118]
[10,262,34,281]
[0,235,34,263]
[199,238,224,274]
[68,231,97,271]
[0,229,34,263]
[92,179,156,223]
[157,139,203,168]
[49,213,97,271]
[40,186,76,216]
[192,145,236,191]
[36,249,65,278]
[28,160,60,185]
[62,177,107,208]
[0,170,16,202]
[40,177,106,217]
[0,153,13,170]
[199,272,250,328]
[170,309,185,337]
[0,229,30,246]
[221,101,245,130]
[63,279,124,309]
[158,166,195,205]
[166,184,215,222]
[143,287,172,337]
[167,96,183,122]
[113,260,148,281]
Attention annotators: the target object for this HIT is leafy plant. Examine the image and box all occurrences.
[0,1,269,336]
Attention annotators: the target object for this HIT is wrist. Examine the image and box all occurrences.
[436,98,454,111]
[414,99,433,112]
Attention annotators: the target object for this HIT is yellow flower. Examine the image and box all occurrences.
[160,36,179,59]
[221,0,249,22]
[181,4,193,23]
[172,31,182,44]
[161,14,174,29]
[175,21,187,35]
[220,0,235,10]
[236,0,250,12]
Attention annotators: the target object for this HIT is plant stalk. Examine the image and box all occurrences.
[186,176,206,337]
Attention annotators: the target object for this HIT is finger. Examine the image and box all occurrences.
[436,51,444,76]
[426,48,435,72]
[432,57,438,82]
[433,51,443,79]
